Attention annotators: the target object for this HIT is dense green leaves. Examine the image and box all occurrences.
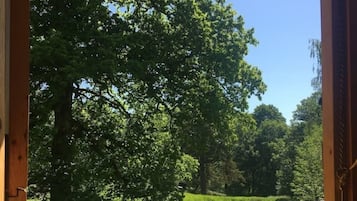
[292,92,321,124]
[30,0,264,200]
[228,105,289,196]
[250,105,288,196]
[288,40,323,200]
[288,92,323,200]
[291,125,323,201]
[253,104,286,126]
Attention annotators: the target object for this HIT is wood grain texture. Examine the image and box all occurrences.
[321,0,337,199]
[0,0,8,200]
[6,1,29,201]
[321,0,357,199]
[347,0,357,199]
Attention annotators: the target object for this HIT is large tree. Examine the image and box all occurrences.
[252,104,286,126]
[273,39,322,198]
[30,0,265,200]
[170,0,265,194]
[231,114,259,195]
[30,1,123,199]
[291,125,323,201]
[234,104,288,196]
[288,92,322,200]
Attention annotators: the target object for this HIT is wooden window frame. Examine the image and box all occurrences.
[1,1,29,201]
[321,0,357,200]
[1,0,357,201]
[0,0,9,199]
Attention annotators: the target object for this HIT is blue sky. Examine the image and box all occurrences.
[226,0,321,122]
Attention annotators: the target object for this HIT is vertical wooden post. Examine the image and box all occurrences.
[6,1,29,201]
[0,0,4,199]
[0,0,8,200]
[321,0,337,199]
[346,0,357,200]
[322,0,357,199]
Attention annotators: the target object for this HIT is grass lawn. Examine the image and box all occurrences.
[184,193,290,201]
[28,193,290,201]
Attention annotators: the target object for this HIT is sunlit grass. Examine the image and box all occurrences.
[184,193,290,201]
[27,193,290,201]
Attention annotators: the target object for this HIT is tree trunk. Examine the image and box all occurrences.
[199,155,208,194]
[50,83,74,201]
[250,170,255,195]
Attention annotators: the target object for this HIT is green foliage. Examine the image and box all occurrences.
[284,92,323,200]
[175,154,200,183]
[208,159,245,193]
[232,105,288,196]
[229,115,258,195]
[252,104,286,126]
[291,125,323,201]
[271,135,294,196]
[225,40,323,198]
[30,100,193,201]
[292,92,321,125]
[253,120,289,196]
[30,0,264,200]
[286,39,323,201]
[309,39,321,92]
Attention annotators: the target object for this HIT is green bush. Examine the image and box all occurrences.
[274,197,292,201]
